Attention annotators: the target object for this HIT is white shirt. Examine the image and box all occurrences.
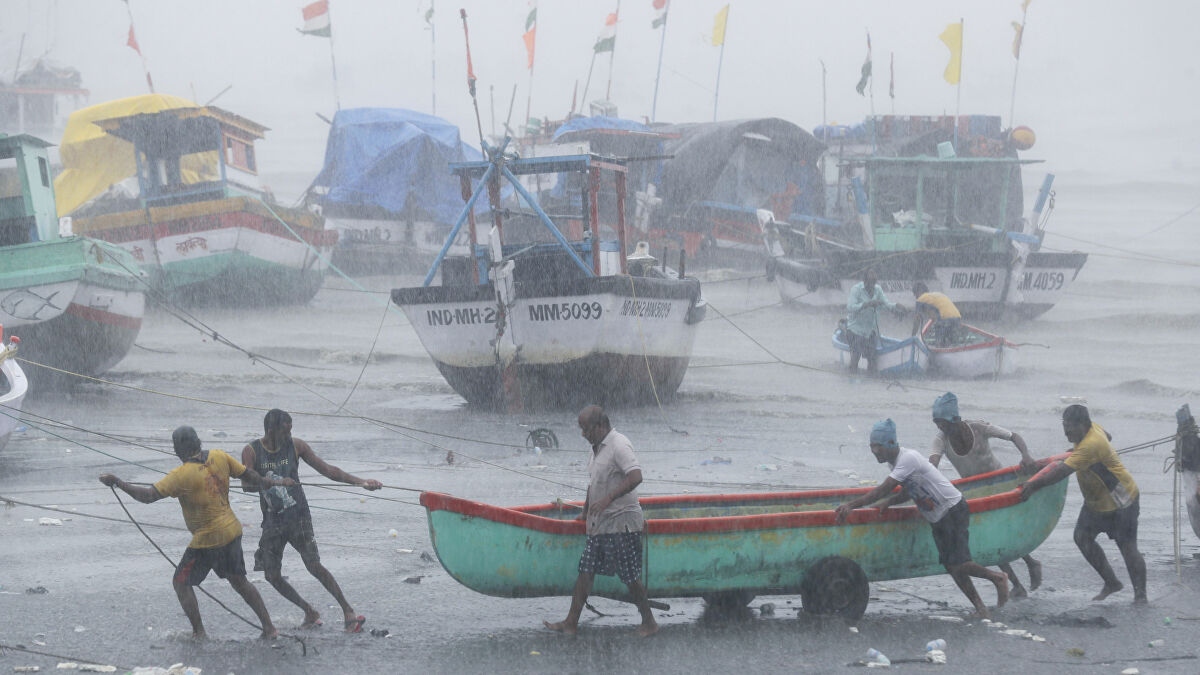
[888,447,962,523]
[586,429,645,535]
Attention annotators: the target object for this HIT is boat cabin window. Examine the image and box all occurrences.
[0,156,33,246]
[224,136,257,174]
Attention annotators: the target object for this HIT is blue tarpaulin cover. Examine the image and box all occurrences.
[552,115,652,141]
[309,108,484,223]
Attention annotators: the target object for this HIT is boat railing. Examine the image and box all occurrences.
[422,138,631,287]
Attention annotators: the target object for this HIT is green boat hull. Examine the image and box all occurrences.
[422,460,1067,601]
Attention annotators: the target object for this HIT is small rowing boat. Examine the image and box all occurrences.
[921,320,1019,379]
[832,323,929,377]
[421,458,1065,619]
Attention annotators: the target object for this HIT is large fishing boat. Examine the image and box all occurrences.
[307,108,486,275]
[763,115,1087,320]
[0,134,145,385]
[57,95,335,306]
[421,457,1065,619]
[391,143,706,410]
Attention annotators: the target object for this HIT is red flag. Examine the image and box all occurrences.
[126,24,142,56]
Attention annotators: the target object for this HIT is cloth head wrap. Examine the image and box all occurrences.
[870,418,899,449]
[932,392,960,422]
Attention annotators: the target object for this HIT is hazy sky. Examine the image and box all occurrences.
[5,0,1198,193]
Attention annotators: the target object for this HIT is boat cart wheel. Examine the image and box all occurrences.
[702,589,757,611]
[525,428,559,451]
[799,556,869,620]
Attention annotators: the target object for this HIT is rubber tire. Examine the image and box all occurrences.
[799,556,869,620]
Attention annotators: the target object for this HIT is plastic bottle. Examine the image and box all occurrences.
[926,639,947,651]
[866,648,891,665]
[1148,639,1165,648]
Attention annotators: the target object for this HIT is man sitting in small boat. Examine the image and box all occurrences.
[835,419,1009,619]
[1019,405,1147,604]
[911,281,962,346]
[929,392,1042,598]
[545,405,659,637]
[845,269,906,375]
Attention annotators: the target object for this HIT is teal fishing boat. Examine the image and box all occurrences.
[421,457,1066,619]
[0,134,145,384]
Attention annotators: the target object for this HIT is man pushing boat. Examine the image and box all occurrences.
[928,392,1043,598]
[836,419,1009,619]
[544,405,659,637]
[1019,404,1147,604]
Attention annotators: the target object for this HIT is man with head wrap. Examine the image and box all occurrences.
[929,392,1042,598]
[100,426,289,640]
[836,419,1009,618]
[1020,404,1147,603]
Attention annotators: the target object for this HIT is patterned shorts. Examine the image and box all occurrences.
[578,531,644,584]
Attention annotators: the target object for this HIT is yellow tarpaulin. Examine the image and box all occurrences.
[54,93,215,216]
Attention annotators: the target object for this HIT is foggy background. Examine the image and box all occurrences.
[5,0,1198,203]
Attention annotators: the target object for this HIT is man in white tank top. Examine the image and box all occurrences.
[930,392,1042,597]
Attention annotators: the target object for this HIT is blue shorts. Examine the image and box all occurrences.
[578,532,644,584]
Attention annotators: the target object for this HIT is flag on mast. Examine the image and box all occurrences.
[126,24,142,56]
[299,0,332,37]
[939,22,963,84]
[594,11,618,53]
[652,0,668,29]
[523,1,537,69]
[712,4,729,46]
[855,32,871,95]
[1011,0,1031,58]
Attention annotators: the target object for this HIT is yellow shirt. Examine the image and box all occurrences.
[916,292,962,320]
[1064,423,1138,513]
[153,449,246,549]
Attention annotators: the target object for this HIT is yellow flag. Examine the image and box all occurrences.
[1011,21,1024,59]
[939,21,963,84]
[712,4,729,46]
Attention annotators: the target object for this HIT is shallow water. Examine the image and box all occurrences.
[2,175,1199,673]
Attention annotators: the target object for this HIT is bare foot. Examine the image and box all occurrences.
[1093,581,1123,601]
[301,610,322,629]
[968,607,991,620]
[259,627,279,640]
[1133,594,1148,605]
[994,575,1010,608]
[1027,559,1043,591]
[636,622,659,637]
[190,631,208,641]
[1010,584,1028,600]
[543,620,578,635]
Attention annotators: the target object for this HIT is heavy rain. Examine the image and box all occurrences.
[1,1,1199,673]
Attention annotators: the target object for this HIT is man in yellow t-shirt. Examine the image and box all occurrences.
[911,281,962,345]
[1019,405,1147,604]
[100,425,292,640]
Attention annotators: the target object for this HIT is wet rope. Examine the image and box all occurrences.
[107,487,307,655]
[0,643,130,671]
[336,294,391,413]
[626,274,687,436]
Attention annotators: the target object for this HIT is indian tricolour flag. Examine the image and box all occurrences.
[299,0,331,37]
[593,11,617,53]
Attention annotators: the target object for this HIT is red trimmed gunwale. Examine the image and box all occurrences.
[420,455,1061,537]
